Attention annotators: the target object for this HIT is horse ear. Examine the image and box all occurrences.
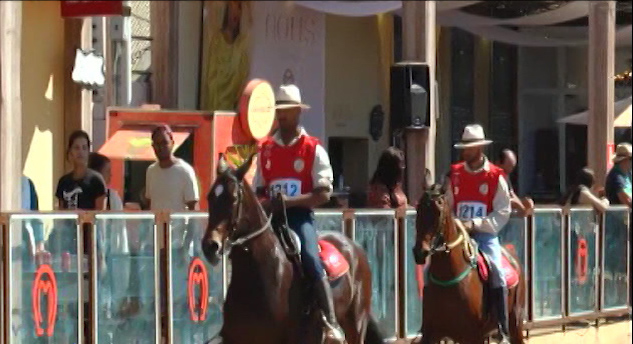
[217,153,229,174]
[235,152,257,181]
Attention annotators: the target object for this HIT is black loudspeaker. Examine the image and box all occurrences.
[390,62,431,132]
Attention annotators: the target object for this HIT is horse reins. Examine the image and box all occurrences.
[223,178,272,254]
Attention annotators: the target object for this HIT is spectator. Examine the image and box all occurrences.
[145,124,200,322]
[605,143,632,208]
[497,149,534,216]
[559,167,610,213]
[50,130,107,256]
[55,130,107,210]
[367,147,408,209]
[145,124,199,212]
[88,153,129,252]
[88,152,132,323]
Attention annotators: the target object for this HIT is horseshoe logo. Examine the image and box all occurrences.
[32,264,58,337]
[575,237,588,285]
[187,257,209,322]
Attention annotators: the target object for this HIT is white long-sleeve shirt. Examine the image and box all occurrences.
[445,159,512,234]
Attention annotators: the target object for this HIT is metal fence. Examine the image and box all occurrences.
[1,206,630,343]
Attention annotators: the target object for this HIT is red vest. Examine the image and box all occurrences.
[259,135,319,198]
[449,162,503,220]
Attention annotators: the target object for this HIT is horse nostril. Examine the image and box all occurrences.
[202,240,221,266]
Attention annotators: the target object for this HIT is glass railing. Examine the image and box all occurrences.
[6,213,83,344]
[94,213,159,344]
[314,210,345,233]
[167,213,223,344]
[531,209,564,320]
[602,207,630,310]
[567,209,598,315]
[353,210,397,338]
[403,210,422,338]
[1,206,630,342]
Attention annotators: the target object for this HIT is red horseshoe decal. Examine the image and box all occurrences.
[575,237,588,285]
[32,264,58,337]
[187,257,209,322]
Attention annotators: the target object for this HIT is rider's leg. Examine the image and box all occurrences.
[472,233,510,343]
[286,208,345,341]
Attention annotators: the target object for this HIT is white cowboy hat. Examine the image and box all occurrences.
[454,124,493,149]
[275,84,311,110]
[612,143,632,163]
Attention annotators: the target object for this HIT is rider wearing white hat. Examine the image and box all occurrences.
[254,84,345,341]
[446,124,512,344]
[606,143,632,207]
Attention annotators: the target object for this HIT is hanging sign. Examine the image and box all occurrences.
[61,1,125,18]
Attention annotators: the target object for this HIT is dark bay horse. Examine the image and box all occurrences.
[201,154,384,344]
[412,184,525,344]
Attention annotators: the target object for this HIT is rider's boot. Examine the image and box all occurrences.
[493,286,511,344]
[315,275,346,342]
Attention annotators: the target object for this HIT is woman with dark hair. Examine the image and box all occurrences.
[55,130,107,210]
[367,147,408,208]
[559,167,610,213]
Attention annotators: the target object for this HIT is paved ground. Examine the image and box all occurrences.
[392,320,631,343]
[526,320,631,344]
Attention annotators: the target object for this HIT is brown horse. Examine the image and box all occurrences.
[412,184,526,344]
[201,154,384,344]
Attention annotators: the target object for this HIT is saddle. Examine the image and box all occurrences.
[269,194,349,281]
[471,239,519,289]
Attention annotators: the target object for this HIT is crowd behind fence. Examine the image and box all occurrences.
[0,206,630,343]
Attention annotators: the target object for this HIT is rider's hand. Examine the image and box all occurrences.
[462,220,475,232]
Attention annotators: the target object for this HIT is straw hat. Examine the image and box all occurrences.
[454,124,493,149]
[612,143,632,163]
[275,84,311,110]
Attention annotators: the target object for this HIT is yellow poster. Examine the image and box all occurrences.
[200,1,252,112]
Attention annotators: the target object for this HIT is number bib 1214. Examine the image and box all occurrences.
[269,179,302,197]
[457,202,487,220]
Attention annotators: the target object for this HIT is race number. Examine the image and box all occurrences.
[457,202,487,220]
[269,179,302,197]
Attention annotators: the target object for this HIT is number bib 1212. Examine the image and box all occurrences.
[457,202,487,220]
[269,179,302,197]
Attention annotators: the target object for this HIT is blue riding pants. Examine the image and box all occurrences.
[286,208,325,282]
[471,232,506,288]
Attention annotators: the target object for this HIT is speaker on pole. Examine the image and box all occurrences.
[390,62,431,136]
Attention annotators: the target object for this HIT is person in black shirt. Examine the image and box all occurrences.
[55,130,107,210]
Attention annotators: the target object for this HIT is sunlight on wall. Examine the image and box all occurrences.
[21,1,65,211]
[23,128,55,211]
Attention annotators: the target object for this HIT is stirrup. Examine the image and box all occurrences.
[495,330,510,344]
[321,314,346,342]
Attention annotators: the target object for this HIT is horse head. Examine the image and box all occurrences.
[201,152,258,266]
[412,182,450,265]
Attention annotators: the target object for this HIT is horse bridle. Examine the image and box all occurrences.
[221,176,272,254]
[421,194,466,257]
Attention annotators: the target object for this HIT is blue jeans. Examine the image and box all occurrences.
[472,232,506,288]
[286,208,325,282]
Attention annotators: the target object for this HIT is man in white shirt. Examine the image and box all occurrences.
[146,124,199,212]
[146,124,199,248]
